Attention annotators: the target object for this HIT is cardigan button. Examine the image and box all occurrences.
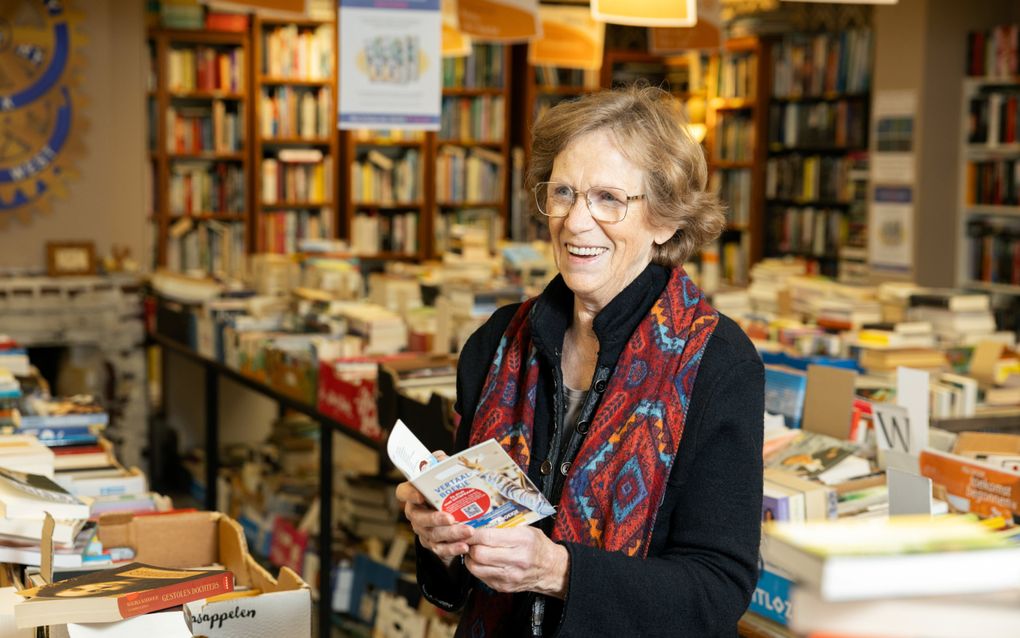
[560,461,572,476]
[593,379,607,393]
[576,420,590,435]
[540,459,553,475]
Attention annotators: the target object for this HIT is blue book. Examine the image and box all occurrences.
[20,413,108,429]
[749,565,794,626]
[764,365,807,429]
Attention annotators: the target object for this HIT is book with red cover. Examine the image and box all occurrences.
[13,562,233,628]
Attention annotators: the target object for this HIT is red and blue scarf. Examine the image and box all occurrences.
[459,267,718,637]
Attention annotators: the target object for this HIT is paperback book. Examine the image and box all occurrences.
[14,563,233,627]
[387,420,555,528]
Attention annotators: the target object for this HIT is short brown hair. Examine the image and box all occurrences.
[527,85,726,265]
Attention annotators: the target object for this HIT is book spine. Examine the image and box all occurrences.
[117,572,233,619]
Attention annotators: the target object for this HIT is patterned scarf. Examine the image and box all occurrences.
[457,267,718,637]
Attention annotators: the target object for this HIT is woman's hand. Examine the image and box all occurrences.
[394,451,473,568]
[464,526,570,599]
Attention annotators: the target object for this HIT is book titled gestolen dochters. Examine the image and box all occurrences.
[387,420,555,528]
[14,562,233,628]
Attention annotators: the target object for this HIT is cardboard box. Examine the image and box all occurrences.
[97,511,310,638]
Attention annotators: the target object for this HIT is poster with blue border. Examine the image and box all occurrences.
[338,0,441,131]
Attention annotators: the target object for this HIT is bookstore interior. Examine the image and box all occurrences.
[2,0,1020,636]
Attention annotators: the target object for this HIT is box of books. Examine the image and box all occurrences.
[97,511,310,638]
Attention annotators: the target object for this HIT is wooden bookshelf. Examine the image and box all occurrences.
[764,29,873,279]
[702,37,768,287]
[148,27,251,277]
[343,131,427,259]
[433,43,513,257]
[252,13,339,255]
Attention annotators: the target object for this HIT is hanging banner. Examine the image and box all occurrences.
[441,0,472,58]
[592,0,697,28]
[0,0,87,227]
[456,0,540,43]
[338,0,442,130]
[528,6,605,71]
[649,0,721,52]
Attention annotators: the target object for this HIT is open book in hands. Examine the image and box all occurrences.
[387,420,555,528]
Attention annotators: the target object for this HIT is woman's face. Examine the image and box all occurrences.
[547,130,675,311]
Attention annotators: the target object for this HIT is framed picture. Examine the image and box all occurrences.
[46,241,97,277]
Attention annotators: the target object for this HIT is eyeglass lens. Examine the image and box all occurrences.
[535,182,629,222]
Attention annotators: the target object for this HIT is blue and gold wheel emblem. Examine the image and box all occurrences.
[0,0,86,227]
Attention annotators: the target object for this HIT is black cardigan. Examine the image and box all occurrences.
[418,264,765,637]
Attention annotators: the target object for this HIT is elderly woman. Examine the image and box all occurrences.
[396,85,764,637]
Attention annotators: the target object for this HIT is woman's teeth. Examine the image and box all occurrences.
[567,245,607,256]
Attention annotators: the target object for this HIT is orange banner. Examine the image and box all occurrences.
[442,0,472,57]
[528,5,605,71]
[592,0,697,28]
[649,0,721,52]
[457,0,540,42]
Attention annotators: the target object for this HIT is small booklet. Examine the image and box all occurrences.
[387,420,555,528]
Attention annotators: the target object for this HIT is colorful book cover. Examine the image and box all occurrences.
[919,448,1020,521]
[764,365,807,429]
[749,565,794,626]
[387,420,554,528]
[762,485,791,523]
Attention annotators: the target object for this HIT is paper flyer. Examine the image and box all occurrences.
[387,421,554,527]
[338,0,442,130]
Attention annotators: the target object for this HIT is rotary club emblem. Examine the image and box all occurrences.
[0,0,87,227]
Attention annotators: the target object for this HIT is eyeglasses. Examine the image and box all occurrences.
[533,181,645,224]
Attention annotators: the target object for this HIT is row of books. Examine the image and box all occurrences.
[533,65,599,90]
[350,149,421,205]
[966,24,1020,78]
[350,128,425,143]
[964,158,1020,207]
[166,219,246,277]
[716,51,755,99]
[711,168,752,226]
[714,112,754,162]
[768,100,868,150]
[967,89,1020,146]
[442,43,505,89]
[434,146,504,204]
[765,154,858,204]
[351,212,419,256]
[259,85,332,140]
[167,161,245,215]
[767,206,847,258]
[260,153,333,204]
[260,23,333,80]
[439,95,506,143]
[166,45,245,93]
[966,219,1020,286]
[770,29,872,98]
[165,102,243,153]
[261,209,331,256]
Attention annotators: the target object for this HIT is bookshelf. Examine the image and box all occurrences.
[148,28,251,277]
[959,74,1020,294]
[344,129,427,259]
[705,37,769,287]
[763,29,873,278]
[252,15,339,255]
[434,43,513,256]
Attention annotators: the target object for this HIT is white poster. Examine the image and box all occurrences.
[338,0,442,130]
[868,185,913,272]
[872,89,917,184]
